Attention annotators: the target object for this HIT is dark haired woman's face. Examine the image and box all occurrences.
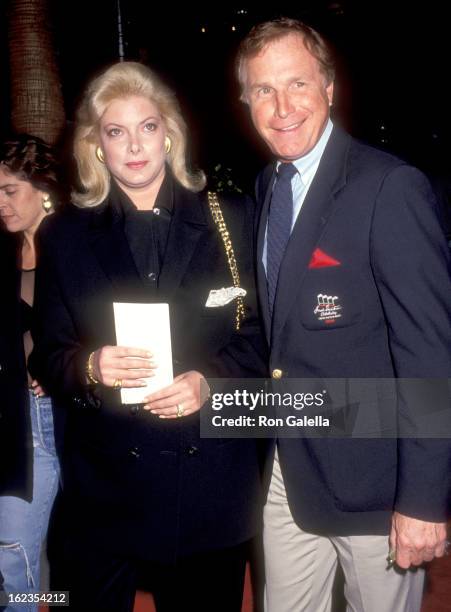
[98,95,168,199]
[0,166,48,234]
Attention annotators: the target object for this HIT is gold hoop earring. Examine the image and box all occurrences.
[96,146,105,163]
[165,136,172,154]
[42,194,53,213]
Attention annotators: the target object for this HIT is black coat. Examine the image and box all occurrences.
[32,178,266,563]
[0,231,32,501]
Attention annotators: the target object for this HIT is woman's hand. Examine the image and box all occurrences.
[30,380,45,397]
[91,345,156,388]
[142,371,210,418]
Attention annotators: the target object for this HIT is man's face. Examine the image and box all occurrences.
[243,33,334,161]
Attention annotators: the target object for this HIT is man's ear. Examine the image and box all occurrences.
[326,81,334,107]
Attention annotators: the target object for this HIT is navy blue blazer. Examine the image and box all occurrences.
[256,126,451,535]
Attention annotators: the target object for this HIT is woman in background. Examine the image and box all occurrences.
[0,135,64,612]
[32,62,266,612]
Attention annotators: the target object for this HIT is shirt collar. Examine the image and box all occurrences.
[277,118,333,185]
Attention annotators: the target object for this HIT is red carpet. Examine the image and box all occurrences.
[422,554,451,611]
[38,557,451,611]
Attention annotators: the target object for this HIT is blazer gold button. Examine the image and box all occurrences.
[272,369,283,379]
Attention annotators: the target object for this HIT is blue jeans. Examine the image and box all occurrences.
[0,392,60,612]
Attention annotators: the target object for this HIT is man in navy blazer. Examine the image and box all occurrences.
[236,17,451,611]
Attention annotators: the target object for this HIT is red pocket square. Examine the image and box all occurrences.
[308,248,341,269]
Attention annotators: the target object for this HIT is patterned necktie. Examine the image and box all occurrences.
[267,162,297,316]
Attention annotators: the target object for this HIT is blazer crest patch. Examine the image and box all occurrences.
[313,293,342,324]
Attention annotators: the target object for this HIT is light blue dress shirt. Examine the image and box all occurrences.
[263,119,334,271]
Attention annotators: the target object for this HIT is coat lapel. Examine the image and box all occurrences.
[88,197,141,299]
[158,181,208,299]
[271,127,350,341]
[87,178,208,302]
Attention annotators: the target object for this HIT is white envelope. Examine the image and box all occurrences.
[113,302,174,404]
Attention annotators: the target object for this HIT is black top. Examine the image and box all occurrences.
[20,299,33,333]
[116,170,173,288]
[0,230,32,500]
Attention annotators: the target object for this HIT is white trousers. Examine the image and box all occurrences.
[263,451,424,612]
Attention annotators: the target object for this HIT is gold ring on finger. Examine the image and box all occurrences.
[387,549,396,568]
[176,403,184,418]
[113,378,122,389]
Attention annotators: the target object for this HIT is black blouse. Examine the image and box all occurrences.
[111,170,173,290]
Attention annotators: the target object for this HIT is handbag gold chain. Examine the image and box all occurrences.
[207,191,245,330]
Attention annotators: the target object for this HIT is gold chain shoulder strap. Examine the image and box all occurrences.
[207,191,245,330]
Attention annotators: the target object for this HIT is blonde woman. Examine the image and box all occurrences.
[32,62,265,611]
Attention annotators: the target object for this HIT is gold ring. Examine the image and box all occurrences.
[387,548,396,568]
[176,403,184,418]
[113,378,122,389]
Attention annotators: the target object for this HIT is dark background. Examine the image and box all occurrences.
[1,1,450,213]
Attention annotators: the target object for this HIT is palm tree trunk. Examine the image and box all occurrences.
[8,0,65,144]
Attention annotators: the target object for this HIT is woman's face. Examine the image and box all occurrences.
[0,165,48,234]
[98,95,167,194]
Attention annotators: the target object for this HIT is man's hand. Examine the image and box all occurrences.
[390,511,448,569]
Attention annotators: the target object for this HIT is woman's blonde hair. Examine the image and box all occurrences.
[72,62,205,207]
